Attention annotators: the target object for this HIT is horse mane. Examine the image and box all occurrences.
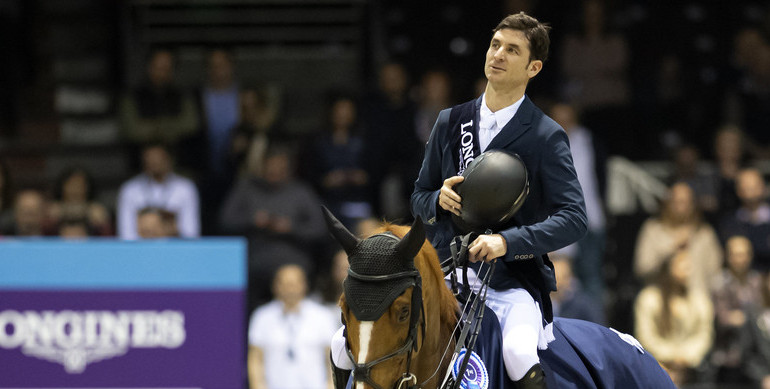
[375,222,459,340]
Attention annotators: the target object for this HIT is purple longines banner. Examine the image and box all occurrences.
[0,239,247,389]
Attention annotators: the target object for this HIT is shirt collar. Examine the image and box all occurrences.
[480,93,525,130]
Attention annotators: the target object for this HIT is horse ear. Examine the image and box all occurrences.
[321,206,360,256]
[396,216,425,262]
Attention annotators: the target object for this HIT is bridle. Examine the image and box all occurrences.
[344,234,426,389]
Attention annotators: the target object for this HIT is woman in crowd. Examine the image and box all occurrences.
[49,167,112,236]
[634,250,714,387]
[634,181,723,291]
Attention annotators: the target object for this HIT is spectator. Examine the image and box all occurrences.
[719,168,770,271]
[118,48,199,153]
[361,61,421,219]
[710,125,749,219]
[117,144,200,240]
[559,0,633,157]
[550,102,606,300]
[711,235,762,385]
[58,218,91,239]
[744,272,770,389]
[48,167,111,236]
[670,144,719,215]
[247,264,337,389]
[219,145,325,311]
[309,93,371,229]
[414,69,453,144]
[634,182,723,291]
[634,250,714,387]
[312,249,349,326]
[136,207,178,239]
[198,48,240,177]
[1,189,49,236]
[550,251,605,325]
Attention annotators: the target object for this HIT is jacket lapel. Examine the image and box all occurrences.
[485,95,534,150]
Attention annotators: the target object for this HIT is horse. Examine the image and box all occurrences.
[323,208,677,389]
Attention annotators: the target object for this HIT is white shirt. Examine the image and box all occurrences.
[479,94,525,152]
[116,173,200,239]
[249,300,338,389]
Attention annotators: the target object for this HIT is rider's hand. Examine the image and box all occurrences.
[468,234,507,263]
[439,176,464,217]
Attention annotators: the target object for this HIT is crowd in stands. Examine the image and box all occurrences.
[0,1,769,388]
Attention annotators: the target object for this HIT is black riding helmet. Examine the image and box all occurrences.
[451,150,529,233]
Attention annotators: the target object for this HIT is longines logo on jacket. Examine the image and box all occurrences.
[457,119,475,175]
[0,309,186,373]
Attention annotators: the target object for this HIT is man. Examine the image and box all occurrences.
[2,189,48,236]
[247,264,338,389]
[719,168,770,271]
[117,144,200,240]
[411,12,587,388]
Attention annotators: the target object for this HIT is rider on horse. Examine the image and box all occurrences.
[410,12,587,389]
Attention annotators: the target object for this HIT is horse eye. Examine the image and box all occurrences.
[398,306,410,322]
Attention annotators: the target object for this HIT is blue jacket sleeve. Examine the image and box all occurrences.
[411,108,451,226]
[500,128,588,261]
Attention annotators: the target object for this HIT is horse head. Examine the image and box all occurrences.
[323,207,457,389]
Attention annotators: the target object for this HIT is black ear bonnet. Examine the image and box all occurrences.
[322,207,425,321]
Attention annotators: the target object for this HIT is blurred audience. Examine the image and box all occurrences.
[118,48,199,155]
[634,182,723,291]
[550,251,605,325]
[219,145,325,311]
[247,264,337,389]
[670,144,719,216]
[0,158,12,228]
[136,207,177,239]
[551,102,606,301]
[49,167,111,236]
[308,92,371,230]
[634,250,714,387]
[711,235,761,385]
[117,144,200,240]
[312,249,349,326]
[58,218,91,239]
[719,168,770,271]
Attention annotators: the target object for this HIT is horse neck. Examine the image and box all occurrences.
[413,253,458,386]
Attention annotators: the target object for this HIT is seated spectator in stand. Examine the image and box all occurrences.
[219,145,325,311]
[634,182,723,291]
[670,144,719,215]
[719,168,770,271]
[118,48,199,153]
[634,250,714,387]
[710,125,749,218]
[117,144,200,240]
[136,207,177,239]
[58,218,91,239]
[550,251,605,325]
[247,264,337,389]
[48,167,111,236]
[744,272,770,389]
[309,93,371,229]
[1,189,49,236]
[711,235,762,385]
[228,86,283,182]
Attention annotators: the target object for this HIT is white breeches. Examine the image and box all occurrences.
[454,267,554,381]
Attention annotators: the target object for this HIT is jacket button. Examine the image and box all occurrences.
[514,255,520,259]
[529,254,534,258]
